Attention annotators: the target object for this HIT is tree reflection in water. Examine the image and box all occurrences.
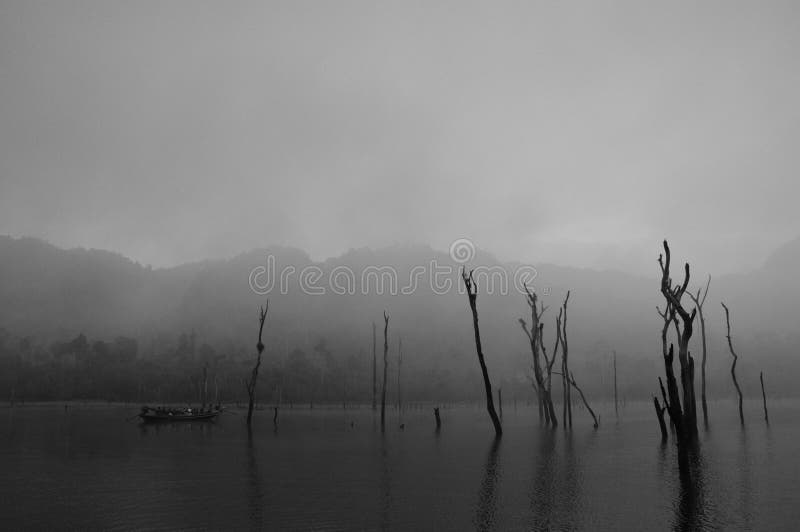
[380,434,392,532]
[672,445,711,532]
[736,429,753,531]
[474,437,502,532]
[529,431,557,530]
[559,430,581,531]
[245,428,264,529]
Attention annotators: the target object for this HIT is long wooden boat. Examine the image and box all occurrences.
[138,406,222,422]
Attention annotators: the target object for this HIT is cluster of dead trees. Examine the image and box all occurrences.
[242,242,770,438]
[246,271,601,436]
[653,240,769,447]
[460,269,598,437]
[244,299,406,431]
[518,287,598,429]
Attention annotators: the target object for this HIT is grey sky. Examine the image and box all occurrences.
[1,0,798,275]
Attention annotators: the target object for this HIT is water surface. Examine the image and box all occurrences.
[1,401,797,531]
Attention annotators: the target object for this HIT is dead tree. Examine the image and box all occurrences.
[555,292,595,428]
[434,407,441,430]
[538,319,560,428]
[372,321,377,411]
[381,312,389,432]
[653,396,668,441]
[760,371,769,425]
[687,275,711,428]
[560,292,572,428]
[721,302,744,425]
[613,351,618,418]
[497,388,503,419]
[567,371,599,428]
[658,377,671,430]
[656,305,681,434]
[656,240,698,443]
[519,285,550,425]
[462,269,503,436]
[246,302,269,427]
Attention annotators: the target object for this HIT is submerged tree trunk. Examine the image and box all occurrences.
[654,396,668,441]
[721,302,744,426]
[658,377,674,433]
[519,286,545,424]
[246,303,269,427]
[462,269,502,437]
[519,285,560,428]
[657,240,698,444]
[760,371,769,425]
[537,319,560,429]
[568,371,598,428]
[381,312,389,432]
[687,275,711,429]
[613,351,618,418]
[497,388,503,420]
[561,292,572,428]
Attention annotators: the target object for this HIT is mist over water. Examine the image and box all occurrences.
[2,2,800,530]
[2,401,795,531]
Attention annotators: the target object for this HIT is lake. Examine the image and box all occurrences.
[1,400,797,531]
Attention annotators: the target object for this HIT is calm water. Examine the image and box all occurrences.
[1,400,798,531]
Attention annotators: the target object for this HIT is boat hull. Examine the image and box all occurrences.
[138,410,221,422]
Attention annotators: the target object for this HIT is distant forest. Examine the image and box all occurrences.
[2,327,796,406]
[2,236,800,405]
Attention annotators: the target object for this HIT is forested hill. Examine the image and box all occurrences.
[1,235,799,401]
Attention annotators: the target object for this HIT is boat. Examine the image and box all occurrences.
[138,405,223,422]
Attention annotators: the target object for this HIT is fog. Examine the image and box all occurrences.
[2,1,799,274]
[4,4,800,530]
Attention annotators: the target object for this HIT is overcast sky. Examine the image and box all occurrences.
[1,1,798,275]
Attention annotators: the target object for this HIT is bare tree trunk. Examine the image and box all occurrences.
[497,388,503,420]
[613,351,618,418]
[562,368,567,427]
[654,396,668,441]
[657,240,698,443]
[372,322,377,411]
[658,377,674,433]
[760,371,769,425]
[246,303,269,427]
[520,285,560,427]
[381,312,389,432]
[568,371,598,428]
[462,269,502,436]
[562,292,572,428]
[721,302,744,426]
[434,407,441,430]
[540,322,559,428]
[537,391,544,423]
[687,275,711,429]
